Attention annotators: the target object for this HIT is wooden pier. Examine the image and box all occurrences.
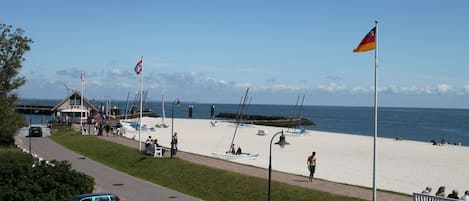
[215,112,315,127]
[15,103,54,115]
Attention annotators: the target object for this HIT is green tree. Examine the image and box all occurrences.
[0,24,33,146]
[0,149,95,201]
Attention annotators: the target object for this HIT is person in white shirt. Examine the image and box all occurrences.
[461,190,469,201]
[421,186,432,194]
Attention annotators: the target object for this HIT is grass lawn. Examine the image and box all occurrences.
[50,130,365,201]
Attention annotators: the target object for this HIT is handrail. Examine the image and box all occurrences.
[413,193,460,201]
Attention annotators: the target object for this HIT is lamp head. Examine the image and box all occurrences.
[274,132,289,148]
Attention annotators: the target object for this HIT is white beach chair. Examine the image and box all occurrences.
[210,121,218,127]
[257,129,267,136]
[154,146,163,157]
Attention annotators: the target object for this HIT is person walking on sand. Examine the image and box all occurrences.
[307,151,317,182]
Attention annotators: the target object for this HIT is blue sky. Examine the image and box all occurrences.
[3,1,469,108]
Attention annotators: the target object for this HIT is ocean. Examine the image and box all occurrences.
[21,99,469,146]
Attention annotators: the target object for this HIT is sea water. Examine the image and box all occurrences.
[21,99,469,146]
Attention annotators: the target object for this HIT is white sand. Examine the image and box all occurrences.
[120,117,469,195]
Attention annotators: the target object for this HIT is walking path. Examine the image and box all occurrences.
[98,136,411,201]
[14,135,200,201]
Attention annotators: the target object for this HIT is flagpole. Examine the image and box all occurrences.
[372,20,379,201]
[162,95,165,125]
[139,57,143,151]
[80,72,84,135]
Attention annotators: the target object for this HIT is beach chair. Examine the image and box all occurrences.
[257,129,267,136]
[210,121,218,127]
[154,146,163,157]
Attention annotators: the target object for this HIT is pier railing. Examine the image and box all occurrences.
[413,193,459,201]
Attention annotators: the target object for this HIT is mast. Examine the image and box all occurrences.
[372,20,379,201]
[162,95,166,125]
[124,91,130,120]
[228,88,250,152]
[296,94,305,118]
[138,61,143,151]
[287,95,301,132]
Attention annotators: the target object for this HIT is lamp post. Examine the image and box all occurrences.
[170,99,180,158]
[268,130,289,201]
[29,105,32,153]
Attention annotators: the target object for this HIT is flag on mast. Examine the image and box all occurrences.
[135,58,143,74]
[353,27,376,52]
[353,21,379,201]
[81,72,85,82]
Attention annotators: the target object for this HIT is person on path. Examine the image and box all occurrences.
[172,132,178,153]
[307,151,317,182]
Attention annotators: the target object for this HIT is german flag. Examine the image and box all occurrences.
[353,27,376,52]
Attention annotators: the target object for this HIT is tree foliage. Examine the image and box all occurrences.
[0,149,95,201]
[0,24,33,146]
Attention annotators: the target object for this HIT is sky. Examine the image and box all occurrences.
[2,0,469,108]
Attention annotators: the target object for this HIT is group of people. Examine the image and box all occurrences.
[229,144,243,155]
[422,186,469,200]
[144,136,165,155]
[143,133,179,156]
[431,139,462,146]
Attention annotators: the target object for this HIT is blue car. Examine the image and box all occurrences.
[71,193,121,201]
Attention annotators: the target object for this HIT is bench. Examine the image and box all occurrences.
[144,144,165,157]
[413,193,460,201]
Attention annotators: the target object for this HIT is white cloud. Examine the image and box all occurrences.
[437,84,453,94]
[351,86,371,93]
[116,82,131,88]
[22,65,469,104]
[110,69,123,76]
[464,85,469,93]
[88,80,103,87]
[318,82,346,93]
[385,85,433,95]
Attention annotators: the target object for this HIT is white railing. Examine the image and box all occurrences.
[413,193,460,201]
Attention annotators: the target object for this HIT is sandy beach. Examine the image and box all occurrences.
[119,117,469,195]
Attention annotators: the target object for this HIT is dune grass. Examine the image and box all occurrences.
[50,130,365,201]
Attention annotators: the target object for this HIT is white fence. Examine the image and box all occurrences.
[413,193,460,201]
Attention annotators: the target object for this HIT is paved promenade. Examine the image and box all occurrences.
[15,135,200,201]
[98,136,411,201]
